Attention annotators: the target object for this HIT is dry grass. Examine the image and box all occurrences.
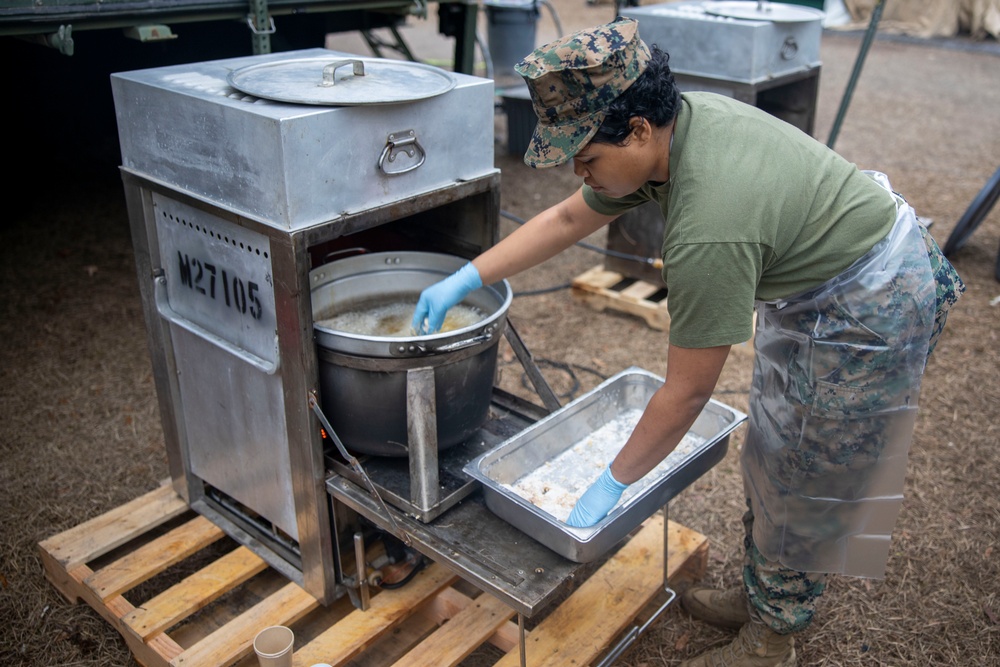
[2,16,999,667]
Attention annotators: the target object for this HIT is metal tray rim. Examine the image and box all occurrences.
[463,367,747,551]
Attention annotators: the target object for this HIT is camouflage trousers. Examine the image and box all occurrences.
[740,217,964,634]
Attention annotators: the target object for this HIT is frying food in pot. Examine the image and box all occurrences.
[316,299,484,337]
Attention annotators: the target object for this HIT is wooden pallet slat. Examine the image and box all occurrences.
[39,482,188,574]
[50,560,187,667]
[85,515,225,602]
[291,563,457,667]
[423,587,521,654]
[39,484,710,667]
[391,593,515,667]
[493,513,668,667]
[173,580,319,667]
[571,265,671,332]
[123,546,269,640]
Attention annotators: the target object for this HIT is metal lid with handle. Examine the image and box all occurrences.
[703,1,825,22]
[226,56,457,105]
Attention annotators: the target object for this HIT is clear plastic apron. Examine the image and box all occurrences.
[742,172,936,578]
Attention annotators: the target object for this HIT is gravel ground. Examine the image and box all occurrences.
[2,3,999,666]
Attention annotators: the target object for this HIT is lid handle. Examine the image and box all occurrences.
[320,59,365,87]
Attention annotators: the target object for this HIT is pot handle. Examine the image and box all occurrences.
[390,331,494,357]
[421,332,493,353]
[153,274,280,375]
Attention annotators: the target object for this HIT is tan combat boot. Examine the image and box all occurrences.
[678,619,796,667]
[681,585,752,630]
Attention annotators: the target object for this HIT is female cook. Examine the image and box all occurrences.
[411,18,964,667]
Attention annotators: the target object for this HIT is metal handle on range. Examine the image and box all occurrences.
[596,586,677,667]
[308,392,411,545]
[320,59,365,87]
[378,130,426,175]
[780,36,799,60]
[153,274,280,375]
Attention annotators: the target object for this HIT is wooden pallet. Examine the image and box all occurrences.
[571,265,671,332]
[39,483,709,667]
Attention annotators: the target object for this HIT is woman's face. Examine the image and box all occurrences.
[571,120,665,198]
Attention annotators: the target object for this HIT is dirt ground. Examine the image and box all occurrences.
[2,3,999,666]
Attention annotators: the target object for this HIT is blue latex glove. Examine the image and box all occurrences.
[411,262,482,334]
[566,466,629,528]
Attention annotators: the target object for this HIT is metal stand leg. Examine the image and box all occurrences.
[595,503,677,667]
[518,612,527,667]
[663,502,669,585]
[827,0,885,150]
[503,321,562,413]
[362,24,418,62]
[406,367,440,510]
[353,532,371,610]
[942,164,1000,282]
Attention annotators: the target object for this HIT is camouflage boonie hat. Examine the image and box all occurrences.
[514,17,650,168]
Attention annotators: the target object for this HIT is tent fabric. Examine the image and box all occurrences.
[840,0,1000,40]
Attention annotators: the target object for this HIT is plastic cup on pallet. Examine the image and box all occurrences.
[253,625,294,667]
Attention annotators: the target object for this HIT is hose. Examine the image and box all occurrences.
[537,0,564,38]
[506,357,608,400]
[475,29,494,80]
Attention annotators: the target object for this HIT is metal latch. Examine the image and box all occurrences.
[36,25,74,56]
[378,130,426,175]
[308,392,411,545]
[123,25,177,43]
[780,36,799,60]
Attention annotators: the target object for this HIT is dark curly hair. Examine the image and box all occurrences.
[591,45,682,146]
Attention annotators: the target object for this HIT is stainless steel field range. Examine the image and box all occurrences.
[112,48,499,603]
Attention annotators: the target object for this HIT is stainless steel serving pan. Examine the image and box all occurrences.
[464,367,747,562]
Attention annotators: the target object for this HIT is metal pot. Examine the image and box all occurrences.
[310,251,512,457]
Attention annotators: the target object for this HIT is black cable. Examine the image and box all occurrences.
[501,357,608,401]
[514,283,572,297]
[500,357,751,405]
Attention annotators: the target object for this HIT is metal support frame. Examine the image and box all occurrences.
[437,0,478,75]
[406,367,440,510]
[827,0,885,149]
[324,317,560,525]
[595,503,677,667]
[502,322,562,413]
[247,0,275,54]
[362,23,418,61]
[943,165,1000,282]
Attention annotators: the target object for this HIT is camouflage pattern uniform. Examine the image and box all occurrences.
[514,17,649,168]
[742,184,965,634]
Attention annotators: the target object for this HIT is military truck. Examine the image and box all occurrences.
[3,0,478,181]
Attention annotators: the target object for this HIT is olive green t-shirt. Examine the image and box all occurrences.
[583,92,897,348]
